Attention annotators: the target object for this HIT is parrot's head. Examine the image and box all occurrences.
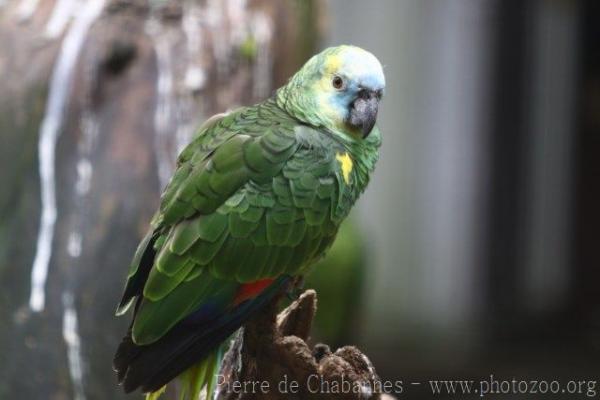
[277,45,385,139]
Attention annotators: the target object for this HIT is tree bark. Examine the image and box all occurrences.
[216,290,389,400]
[0,1,323,399]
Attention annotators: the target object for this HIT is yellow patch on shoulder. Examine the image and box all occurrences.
[336,152,353,184]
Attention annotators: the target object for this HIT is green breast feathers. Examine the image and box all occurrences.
[118,100,379,317]
[149,101,374,289]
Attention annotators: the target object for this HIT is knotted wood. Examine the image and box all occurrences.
[216,290,389,400]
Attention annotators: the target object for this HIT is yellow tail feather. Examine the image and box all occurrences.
[146,385,166,400]
[143,345,224,400]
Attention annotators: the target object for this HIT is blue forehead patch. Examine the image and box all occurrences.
[337,46,385,90]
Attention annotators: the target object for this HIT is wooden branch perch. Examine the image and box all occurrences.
[216,290,395,400]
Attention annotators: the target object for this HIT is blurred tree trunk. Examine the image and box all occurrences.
[0,0,323,399]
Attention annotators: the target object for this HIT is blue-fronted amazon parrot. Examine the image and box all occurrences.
[113,45,385,399]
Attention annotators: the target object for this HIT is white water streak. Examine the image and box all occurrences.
[184,66,205,92]
[29,0,105,312]
[226,0,248,46]
[179,2,205,154]
[16,0,40,21]
[75,158,92,195]
[62,292,86,400]
[67,231,82,258]
[175,123,194,156]
[147,19,176,189]
[250,12,272,98]
[205,0,228,76]
[68,113,98,257]
[44,0,78,38]
[79,111,100,153]
[182,1,206,91]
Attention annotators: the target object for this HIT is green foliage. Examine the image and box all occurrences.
[239,36,258,60]
[306,217,366,345]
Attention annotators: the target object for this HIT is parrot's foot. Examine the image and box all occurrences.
[286,276,305,301]
[217,290,390,399]
[286,290,300,301]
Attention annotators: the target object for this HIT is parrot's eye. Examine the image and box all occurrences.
[332,75,345,90]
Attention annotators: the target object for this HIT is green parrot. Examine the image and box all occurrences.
[113,45,385,399]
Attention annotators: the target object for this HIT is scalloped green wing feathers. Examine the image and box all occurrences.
[116,101,353,347]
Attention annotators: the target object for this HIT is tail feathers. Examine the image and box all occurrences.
[116,230,158,316]
[143,347,224,400]
[115,276,291,394]
[204,349,224,400]
[146,386,166,400]
[114,328,142,383]
[178,346,224,400]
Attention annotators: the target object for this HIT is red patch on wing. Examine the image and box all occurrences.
[233,278,275,306]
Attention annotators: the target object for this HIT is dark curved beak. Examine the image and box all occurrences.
[348,89,381,138]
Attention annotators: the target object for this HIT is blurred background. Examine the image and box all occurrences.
[0,0,598,399]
